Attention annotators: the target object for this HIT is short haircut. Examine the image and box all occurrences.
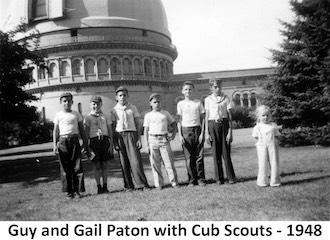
[209,77,223,86]
[182,81,195,89]
[149,93,161,101]
[59,92,73,101]
[115,86,128,95]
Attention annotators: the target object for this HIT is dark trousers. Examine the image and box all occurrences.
[58,137,85,193]
[117,131,149,189]
[208,120,236,182]
[182,126,205,184]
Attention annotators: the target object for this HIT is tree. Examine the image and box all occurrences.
[262,0,330,146]
[0,23,45,147]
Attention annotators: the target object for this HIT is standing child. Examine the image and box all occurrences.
[112,86,149,191]
[84,96,114,194]
[204,78,237,184]
[252,105,281,187]
[177,81,206,186]
[53,92,88,199]
[144,93,179,189]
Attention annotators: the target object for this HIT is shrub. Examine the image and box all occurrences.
[278,125,330,147]
[0,119,53,149]
[230,107,255,129]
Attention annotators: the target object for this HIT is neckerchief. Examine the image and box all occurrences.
[90,110,103,139]
[210,93,226,120]
[114,102,131,130]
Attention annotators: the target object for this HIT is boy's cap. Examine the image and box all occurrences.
[90,95,102,103]
[60,92,73,100]
[115,86,128,93]
[149,93,161,101]
[183,81,194,87]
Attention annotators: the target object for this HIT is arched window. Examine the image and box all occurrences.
[153,60,159,75]
[165,62,169,75]
[32,0,47,19]
[144,59,151,75]
[38,67,46,79]
[243,93,249,107]
[122,58,131,74]
[49,62,57,78]
[72,59,81,75]
[85,59,95,74]
[251,93,257,107]
[61,61,70,76]
[134,59,141,74]
[110,58,120,74]
[160,61,165,76]
[98,58,108,74]
[234,94,241,106]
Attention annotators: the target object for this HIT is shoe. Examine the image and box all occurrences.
[228,179,237,184]
[103,184,110,193]
[187,183,195,187]
[217,181,224,185]
[155,186,163,190]
[198,181,206,186]
[74,192,83,199]
[172,185,180,189]
[124,188,134,192]
[97,184,102,194]
[66,192,74,199]
[270,183,281,187]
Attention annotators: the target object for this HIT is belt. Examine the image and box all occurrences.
[60,134,79,139]
[91,136,109,140]
[208,118,228,123]
[149,134,168,137]
[181,126,201,129]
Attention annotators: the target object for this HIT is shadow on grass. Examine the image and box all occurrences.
[0,148,195,186]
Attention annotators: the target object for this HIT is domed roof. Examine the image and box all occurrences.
[3,0,171,38]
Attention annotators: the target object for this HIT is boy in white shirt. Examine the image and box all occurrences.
[53,92,88,199]
[177,81,206,186]
[144,93,179,190]
[111,86,149,191]
[204,78,237,184]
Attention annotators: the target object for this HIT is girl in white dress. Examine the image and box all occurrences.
[252,105,281,187]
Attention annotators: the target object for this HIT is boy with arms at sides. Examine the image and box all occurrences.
[204,78,237,185]
[144,93,179,190]
[177,81,206,187]
[84,95,114,194]
[111,86,149,191]
[53,92,89,199]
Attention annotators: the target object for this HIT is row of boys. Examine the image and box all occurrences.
[53,78,280,198]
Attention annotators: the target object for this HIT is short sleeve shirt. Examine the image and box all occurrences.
[112,103,140,132]
[84,112,112,138]
[143,110,175,135]
[177,99,204,127]
[204,94,232,120]
[53,110,82,135]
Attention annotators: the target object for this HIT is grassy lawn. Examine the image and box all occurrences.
[0,128,328,221]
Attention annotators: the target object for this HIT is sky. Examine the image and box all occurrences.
[0,0,294,74]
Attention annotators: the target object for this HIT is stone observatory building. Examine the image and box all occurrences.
[3,0,273,119]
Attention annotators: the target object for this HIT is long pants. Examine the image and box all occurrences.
[208,120,236,182]
[181,126,205,184]
[117,131,149,189]
[149,135,178,188]
[58,136,85,193]
[256,140,281,186]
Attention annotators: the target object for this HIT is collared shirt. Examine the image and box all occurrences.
[112,103,140,132]
[204,94,232,120]
[143,110,175,135]
[53,110,82,135]
[177,99,204,127]
[84,111,112,138]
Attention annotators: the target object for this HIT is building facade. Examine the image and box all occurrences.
[3,0,274,119]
